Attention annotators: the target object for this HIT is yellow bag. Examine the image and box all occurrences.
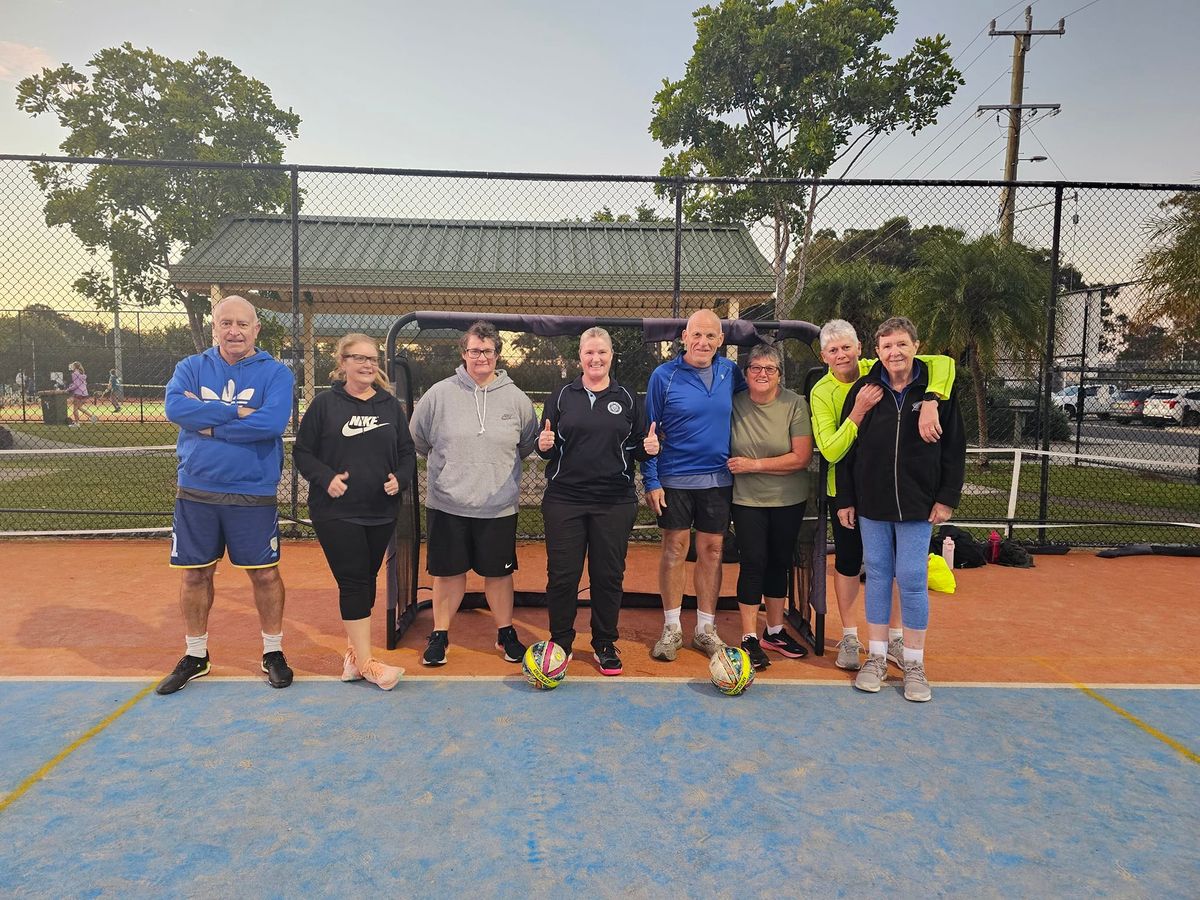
[927,553,957,594]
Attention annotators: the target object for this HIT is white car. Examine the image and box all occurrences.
[1050,383,1119,419]
[1142,386,1200,427]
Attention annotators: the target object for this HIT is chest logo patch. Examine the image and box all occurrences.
[342,415,389,437]
[607,401,623,415]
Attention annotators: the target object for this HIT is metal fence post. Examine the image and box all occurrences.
[290,167,301,528]
[1038,184,1065,543]
[672,177,683,319]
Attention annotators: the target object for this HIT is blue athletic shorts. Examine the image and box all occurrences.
[170,499,281,569]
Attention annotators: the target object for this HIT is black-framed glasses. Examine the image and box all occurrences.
[464,348,497,359]
[342,353,380,365]
[747,365,779,375]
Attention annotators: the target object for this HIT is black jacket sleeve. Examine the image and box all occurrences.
[935,386,966,509]
[535,385,563,461]
[629,392,652,463]
[293,393,337,493]
[834,380,864,509]
[393,396,417,491]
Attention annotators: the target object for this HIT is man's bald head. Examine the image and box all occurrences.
[680,308,724,368]
[212,295,261,364]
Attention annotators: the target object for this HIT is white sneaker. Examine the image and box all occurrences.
[651,623,684,662]
[691,624,726,659]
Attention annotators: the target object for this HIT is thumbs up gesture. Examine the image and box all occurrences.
[327,470,350,498]
[537,418,556,452]
[643,421,660,456]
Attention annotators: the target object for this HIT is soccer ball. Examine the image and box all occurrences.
[709,645,755,696]
[522,640,569,690]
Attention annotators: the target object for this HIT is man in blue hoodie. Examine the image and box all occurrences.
[643,309,747,663]
[156,296,296,695]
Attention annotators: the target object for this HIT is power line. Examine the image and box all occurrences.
[889,69,1010,178]
[1061,0,1105,18]
[913,116,995,180]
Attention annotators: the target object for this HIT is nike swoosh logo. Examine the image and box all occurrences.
[504,562,514,570]
[341,422,390,437]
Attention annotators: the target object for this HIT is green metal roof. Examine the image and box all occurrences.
[170,215,775,294]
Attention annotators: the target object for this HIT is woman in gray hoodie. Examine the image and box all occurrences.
[409,321,539,666]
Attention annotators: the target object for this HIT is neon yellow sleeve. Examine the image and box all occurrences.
[809,376,857,464]
[859,355,955,399]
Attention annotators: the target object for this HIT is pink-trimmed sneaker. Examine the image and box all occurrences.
[359,658,404,691]
[341,647,364,682]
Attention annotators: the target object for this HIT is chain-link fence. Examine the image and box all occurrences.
[1,154,1197,546]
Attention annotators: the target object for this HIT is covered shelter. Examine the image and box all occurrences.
[169,215,777,402]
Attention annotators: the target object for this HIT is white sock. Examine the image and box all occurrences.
[868,640,888,658]
[262,631,283,654]
[663,607,681,628]
[695,610,715,633]
[889,628,904,642]
[765,624,783,636]
[903,647,925,665]
[185,633,208,658]
[842,626,859,639]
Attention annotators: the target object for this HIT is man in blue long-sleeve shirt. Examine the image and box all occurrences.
[156,295,296,695]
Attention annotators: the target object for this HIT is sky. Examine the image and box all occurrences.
[2,0,1198,184]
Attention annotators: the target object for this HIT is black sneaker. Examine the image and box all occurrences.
[422,630,449,666]
[156,653,211,695]
[593,642,623,676]
[496,625,526,663]
[760,627,809,659]
[741,635,771,670]
[261,650,293,688]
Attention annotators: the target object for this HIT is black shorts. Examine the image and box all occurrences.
[657,485,733,535]
[425,508,518,577]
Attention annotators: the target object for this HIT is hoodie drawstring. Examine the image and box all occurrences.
[475,384,488,434]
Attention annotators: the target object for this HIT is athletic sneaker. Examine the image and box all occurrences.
[760,627,809,659]
[741,635,770,670]
[341,647,364,682]
[834,634,864,671]
[691,624,726,659]
[155,653,211,695]
[853,654,888,693]
[902,660,932,702]
[261,651,293,689]
[423,630,449,666]
[651,623,684,661]
[886,636,905,669]
[593,642,623,676]
[359,658,404,691]
[496,626,526,663]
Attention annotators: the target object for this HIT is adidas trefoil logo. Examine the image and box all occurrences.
[200,380,255,405]
[342,415,389,437]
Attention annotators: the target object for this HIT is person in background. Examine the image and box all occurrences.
[809,319,955,671]
[836,317,966,702]
[410,321,539,667]
[100,368,124,412]
[294,334,416,691]
[728,343,814,669]
[537,327,660,676]
[67,361,93,426]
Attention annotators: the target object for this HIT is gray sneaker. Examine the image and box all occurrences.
[691,624,726,659]
[853,654,888,693]
[903,660,932,702]
[651,623,684,662]
[834,634,864,670]
[886,636,905,669]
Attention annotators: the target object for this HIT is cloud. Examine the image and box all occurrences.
[0,42,56,83]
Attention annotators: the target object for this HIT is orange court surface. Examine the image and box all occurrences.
[2,538,1198,686]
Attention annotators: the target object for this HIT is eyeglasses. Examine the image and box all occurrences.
[342,353,379,365]
[464,348,497,359]
[747,365,780,376]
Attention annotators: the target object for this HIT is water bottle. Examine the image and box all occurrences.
[942,535,955,570]
[988,530,1001,563]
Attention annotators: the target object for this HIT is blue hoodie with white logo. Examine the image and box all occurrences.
[165,347,294,496]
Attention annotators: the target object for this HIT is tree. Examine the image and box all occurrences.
[1139,190,1200,335]
[650,0,961,315]
[16,43,301,352]
[799,258,898,341]
[893,234,1045,456]
[590,204,668,223]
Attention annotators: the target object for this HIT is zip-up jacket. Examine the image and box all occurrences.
[811,355,956,498]
[834,359,965,521]
[409,366,539,518]
[165,347,294,496]
[293,381,416,522]
[641,354,747,491]
[536,376,649,504]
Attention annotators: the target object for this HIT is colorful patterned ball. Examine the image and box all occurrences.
[522,640,569,690]
[709,645,755,695]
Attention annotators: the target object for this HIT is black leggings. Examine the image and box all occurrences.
[731,502,806,605]
[312,518,394,621]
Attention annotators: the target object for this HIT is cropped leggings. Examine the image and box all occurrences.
[312,518,394,621]
[858,516,932,630]
[731,502,806,605]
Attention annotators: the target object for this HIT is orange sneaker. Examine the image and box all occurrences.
[341,647,364,682]
[359,658,404,691]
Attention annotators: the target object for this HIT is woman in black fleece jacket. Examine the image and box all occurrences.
[294,334,416,690]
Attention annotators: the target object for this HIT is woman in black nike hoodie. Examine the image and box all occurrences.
[294,334,416,690]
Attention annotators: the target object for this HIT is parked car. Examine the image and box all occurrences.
[1109,387,1159,424]
[1050,383,1119,419]
[1142,386,1200,427]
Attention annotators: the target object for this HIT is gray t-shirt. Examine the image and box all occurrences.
[730,387,812,507]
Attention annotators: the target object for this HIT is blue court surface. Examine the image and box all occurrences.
[2,678,1198,897]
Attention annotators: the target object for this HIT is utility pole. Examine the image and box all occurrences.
[979,6,1064,242]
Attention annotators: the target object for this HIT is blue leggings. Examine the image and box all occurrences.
[858,516,932,630]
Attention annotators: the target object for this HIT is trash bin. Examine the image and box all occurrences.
[38,390,70,425]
